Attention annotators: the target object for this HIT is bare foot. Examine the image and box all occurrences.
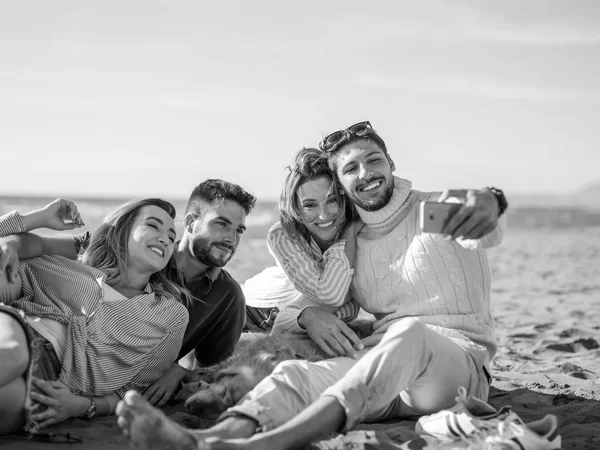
[117,390,199,450]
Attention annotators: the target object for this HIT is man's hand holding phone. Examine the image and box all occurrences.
[420,188,501,240]
[420,202,462,235]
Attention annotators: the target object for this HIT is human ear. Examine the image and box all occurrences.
[386,155,396,172]
[183,212,197,233]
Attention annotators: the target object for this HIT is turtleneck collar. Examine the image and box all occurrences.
[356,176,413,225]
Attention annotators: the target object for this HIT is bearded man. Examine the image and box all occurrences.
[142,179,257,406]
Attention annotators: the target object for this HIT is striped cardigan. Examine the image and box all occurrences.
[267,221,359,332]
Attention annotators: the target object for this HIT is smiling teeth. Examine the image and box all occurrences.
[149,247,164,257]
[362,181,381,192]
[315,220,334,228]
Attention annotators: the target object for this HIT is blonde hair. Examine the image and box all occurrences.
[80,198,193,306]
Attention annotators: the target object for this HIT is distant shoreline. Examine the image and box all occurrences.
[0,193,279,207]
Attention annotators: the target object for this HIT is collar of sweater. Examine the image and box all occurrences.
[356,176,416,228]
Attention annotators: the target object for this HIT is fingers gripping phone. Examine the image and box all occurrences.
[420,201,462,234]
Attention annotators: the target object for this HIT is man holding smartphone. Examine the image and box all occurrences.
[115,122,512,450]
[281,121,508,356]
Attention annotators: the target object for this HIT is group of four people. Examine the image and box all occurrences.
[0,121,506,449]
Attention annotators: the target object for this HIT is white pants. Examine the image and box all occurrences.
[222,317,490,432]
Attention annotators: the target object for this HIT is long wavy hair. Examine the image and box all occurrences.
[279,148,356,254]
[80,198,192,306]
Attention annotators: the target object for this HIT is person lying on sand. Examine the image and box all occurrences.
[0,198,191,435]
[9,180,258,410]
[243,147,365,355]
[115,121,509,450]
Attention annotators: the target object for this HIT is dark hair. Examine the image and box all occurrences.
[279,148,356,253]
[320,126,388,171]
[185,179,257,216]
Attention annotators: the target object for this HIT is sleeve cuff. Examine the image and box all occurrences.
[322,240,348,259]
[271,305,309,335]
[0,211,27,237]
[295,305,313,332]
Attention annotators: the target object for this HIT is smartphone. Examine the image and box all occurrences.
[420,201,462,234]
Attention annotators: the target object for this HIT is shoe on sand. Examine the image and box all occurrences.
[400,414,561,449]
[416,387,513,440]
[464,413,561,449]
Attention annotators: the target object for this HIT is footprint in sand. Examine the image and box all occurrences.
[533,322,555,332]
[568,371,594,380]
[558,328,578,338]
[545,338,600,353]
[555,362,596,380]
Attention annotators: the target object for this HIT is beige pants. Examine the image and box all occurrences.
[222,317,490,432]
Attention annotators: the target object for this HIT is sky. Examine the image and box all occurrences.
[1,0,599,201]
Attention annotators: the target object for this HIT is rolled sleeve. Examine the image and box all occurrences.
[321,379,370,432]
[0,211,27,237]
[272,302,309,335]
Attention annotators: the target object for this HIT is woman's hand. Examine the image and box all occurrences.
[29,378,90,428]
[21,199,85,232]
[143,363,187,407]
[298,307,364,358]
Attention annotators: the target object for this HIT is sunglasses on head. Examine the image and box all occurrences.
[320,121,374,153]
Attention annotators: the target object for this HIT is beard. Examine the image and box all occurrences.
[191,237,235,268]
[351,179,394,212]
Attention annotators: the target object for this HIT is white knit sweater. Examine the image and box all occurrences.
[352,177,505,363]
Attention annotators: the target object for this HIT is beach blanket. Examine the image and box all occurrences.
[1,384,599,450]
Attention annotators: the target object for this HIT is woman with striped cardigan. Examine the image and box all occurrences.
[0,198,191,435]
[243,148,365,356]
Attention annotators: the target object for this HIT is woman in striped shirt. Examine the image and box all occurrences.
[0,198,191,435]
[245,148,365,356]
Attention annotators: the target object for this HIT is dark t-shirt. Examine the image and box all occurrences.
[177,268,246,365]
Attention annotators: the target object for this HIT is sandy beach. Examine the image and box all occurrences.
[1,209,599,448]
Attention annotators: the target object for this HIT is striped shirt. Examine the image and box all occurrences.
[1,211,188,398]
[267,222,359,325]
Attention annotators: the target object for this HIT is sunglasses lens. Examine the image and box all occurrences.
[322,131,344,152]
[326,131,343,144]
[322,122,372,152]
[348,122,371,135]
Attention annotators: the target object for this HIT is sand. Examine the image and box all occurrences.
[1,228,599,449]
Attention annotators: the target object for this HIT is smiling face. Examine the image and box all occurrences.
[187,199,247,268]
[333,139,395,211]
[297,175,342,243]
[127,205,177,275]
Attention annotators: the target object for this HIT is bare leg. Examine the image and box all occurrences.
[0,312,29,385]
[0,376,27,434]
[199,318,483,450]
[0,312,29,435]
[201,397,345,450]
[117,391,259,450]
